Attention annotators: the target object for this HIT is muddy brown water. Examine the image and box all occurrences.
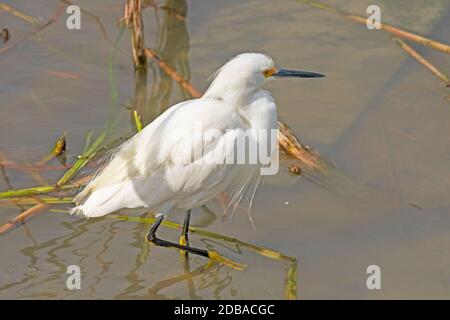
[1,0,450,299]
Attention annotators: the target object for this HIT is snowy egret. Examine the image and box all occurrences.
[71,53,324,258]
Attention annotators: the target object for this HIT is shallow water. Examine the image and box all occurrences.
[1,0,450,299]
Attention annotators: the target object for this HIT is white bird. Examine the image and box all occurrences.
[71,53,324,257]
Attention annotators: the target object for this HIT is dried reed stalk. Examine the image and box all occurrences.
[145,48,202,97]
[0,3,65,53]
[0,2,40,25]
[0,203,48,234]
[295,0,450,55]
[0,132,104,234]
[393,37,450,87]
[124,0,147,69]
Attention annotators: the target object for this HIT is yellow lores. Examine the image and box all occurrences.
[263,67,277,78]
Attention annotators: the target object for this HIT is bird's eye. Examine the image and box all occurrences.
[263,68,276,78]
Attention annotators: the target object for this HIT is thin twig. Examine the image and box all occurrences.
[295,0,450,55]
[0,203,48,234]
[145,48,202,98]
[0,3,65,53]
[124,0,147,69]
[393,36,450,87]
[0,184,74,199]
[0,197,73,206]
[0,161,94,172]
[0,2,40,25]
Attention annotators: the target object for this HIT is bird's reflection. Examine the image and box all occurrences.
[146,257,213,299]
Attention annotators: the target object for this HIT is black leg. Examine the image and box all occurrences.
[145,213,209,258]
[180,209,191,247]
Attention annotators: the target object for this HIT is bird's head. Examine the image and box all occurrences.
[203,52,324,100]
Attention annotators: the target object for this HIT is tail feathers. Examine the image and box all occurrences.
[69,203,116,218]
[70,182,124,218]
[69,205,89,218]
[70,181,147,218]
[72,186,92,205]
[69,199,121,218]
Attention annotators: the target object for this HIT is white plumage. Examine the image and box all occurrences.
[71,53,323,220]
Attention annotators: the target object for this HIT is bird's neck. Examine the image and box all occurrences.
[237,89,277,129]
[203,84,260,107]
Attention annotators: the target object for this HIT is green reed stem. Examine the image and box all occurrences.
[109,214,298,300]
[0,185,75,199]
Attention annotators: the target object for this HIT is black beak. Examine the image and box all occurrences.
[274,69,325,78]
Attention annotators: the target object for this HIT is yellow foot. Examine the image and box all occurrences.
[208,250,247,271]
[178,235,188,255]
